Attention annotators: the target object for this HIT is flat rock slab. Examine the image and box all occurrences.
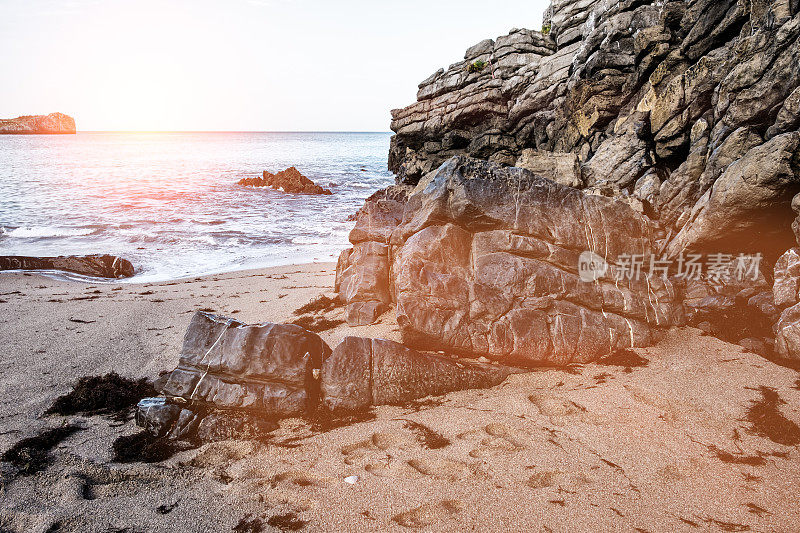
[322,336,521,411]
[0,255,134,279]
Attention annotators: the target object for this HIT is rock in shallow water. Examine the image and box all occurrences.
[0,254,134,279]
[238,166,332,195]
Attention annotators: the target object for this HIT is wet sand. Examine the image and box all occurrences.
[1,264,800,532]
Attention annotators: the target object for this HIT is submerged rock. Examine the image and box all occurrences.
[238,167,332,195]
[0,113,76,134]
[0,254,134,279]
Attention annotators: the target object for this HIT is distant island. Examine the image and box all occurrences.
[0,112,75,134]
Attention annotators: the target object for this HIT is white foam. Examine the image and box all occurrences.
[1,226,95,238]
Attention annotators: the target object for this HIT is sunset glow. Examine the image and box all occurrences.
[0,0,545,131]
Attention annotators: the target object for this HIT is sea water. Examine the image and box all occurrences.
[0,132,394,281]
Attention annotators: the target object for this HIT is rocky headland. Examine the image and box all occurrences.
[0,113,76,134]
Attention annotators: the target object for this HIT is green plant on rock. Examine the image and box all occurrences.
[542,23,551,35]
[467,59,487,73]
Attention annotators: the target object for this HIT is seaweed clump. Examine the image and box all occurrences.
[46,372,156,418]
[289,315,344,333]
[598,349,649,371]
[293,295,340,315]
[267,513,308,531]
[112,431,186,463]
[747,386,800,446]
[1,425,81,476]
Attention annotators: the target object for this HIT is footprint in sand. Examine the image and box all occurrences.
[527,468,597,491]
[458,423,529,458]
[341,431,422,479]
[63,464,166,501]
[392,500,463,528]
[407,457,484,481]
[527,470,561,489]
[186,441,258,468]
[364,458,420,479]
[341,431,415,464]
[528,393,586,417]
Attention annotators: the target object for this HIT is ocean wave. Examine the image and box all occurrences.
[291,236,324,245]
[0,226,97,238]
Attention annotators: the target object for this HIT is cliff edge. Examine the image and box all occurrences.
[335,0,800,366]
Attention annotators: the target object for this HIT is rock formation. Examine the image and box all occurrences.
[337,157,685,365]
[137,312,519,440]
[388,0,800,262]
[340,0,800,363]
[322,336,518,411]
[238,167,332,195]
[0,255,134,279]
[0,113,76,134]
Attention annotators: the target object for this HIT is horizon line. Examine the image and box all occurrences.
[76,130,395,134]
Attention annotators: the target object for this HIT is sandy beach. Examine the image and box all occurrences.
[2,264,800,532]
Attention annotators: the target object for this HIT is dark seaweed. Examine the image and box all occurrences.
[46,373,156,418]
[598,349,649,368]
[402,420,450,449]
[112,431,186,463]
[746,386,800,446]
[267,513,307,531]
[289,315,344,332]
[1,425,81,476]
[293,295,340,315]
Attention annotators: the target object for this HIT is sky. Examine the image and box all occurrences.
[0,0,548,131]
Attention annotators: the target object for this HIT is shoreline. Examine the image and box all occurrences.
[0,259,347,286]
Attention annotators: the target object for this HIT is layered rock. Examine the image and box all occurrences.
[337,157,685,365]
[380,0,800,360]
[238,167,332,195]
[389,0,800,263]
[0,254,134,279]
[137,312,520,439]
[321,337,519,411]
[161,312,330,416]
[0,113,76,134]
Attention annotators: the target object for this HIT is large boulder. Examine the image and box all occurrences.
[666,133,800,261]
[0,254,134,279]
[775,303,800,361]
[321,337,519,411]
[161,311,331,415]
[339,156,685,365]
[514,149,582,188]
[774,248,800,309]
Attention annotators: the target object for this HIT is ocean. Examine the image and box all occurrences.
[0,132,394,282]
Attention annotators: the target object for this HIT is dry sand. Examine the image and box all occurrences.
[1,263,800,532]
